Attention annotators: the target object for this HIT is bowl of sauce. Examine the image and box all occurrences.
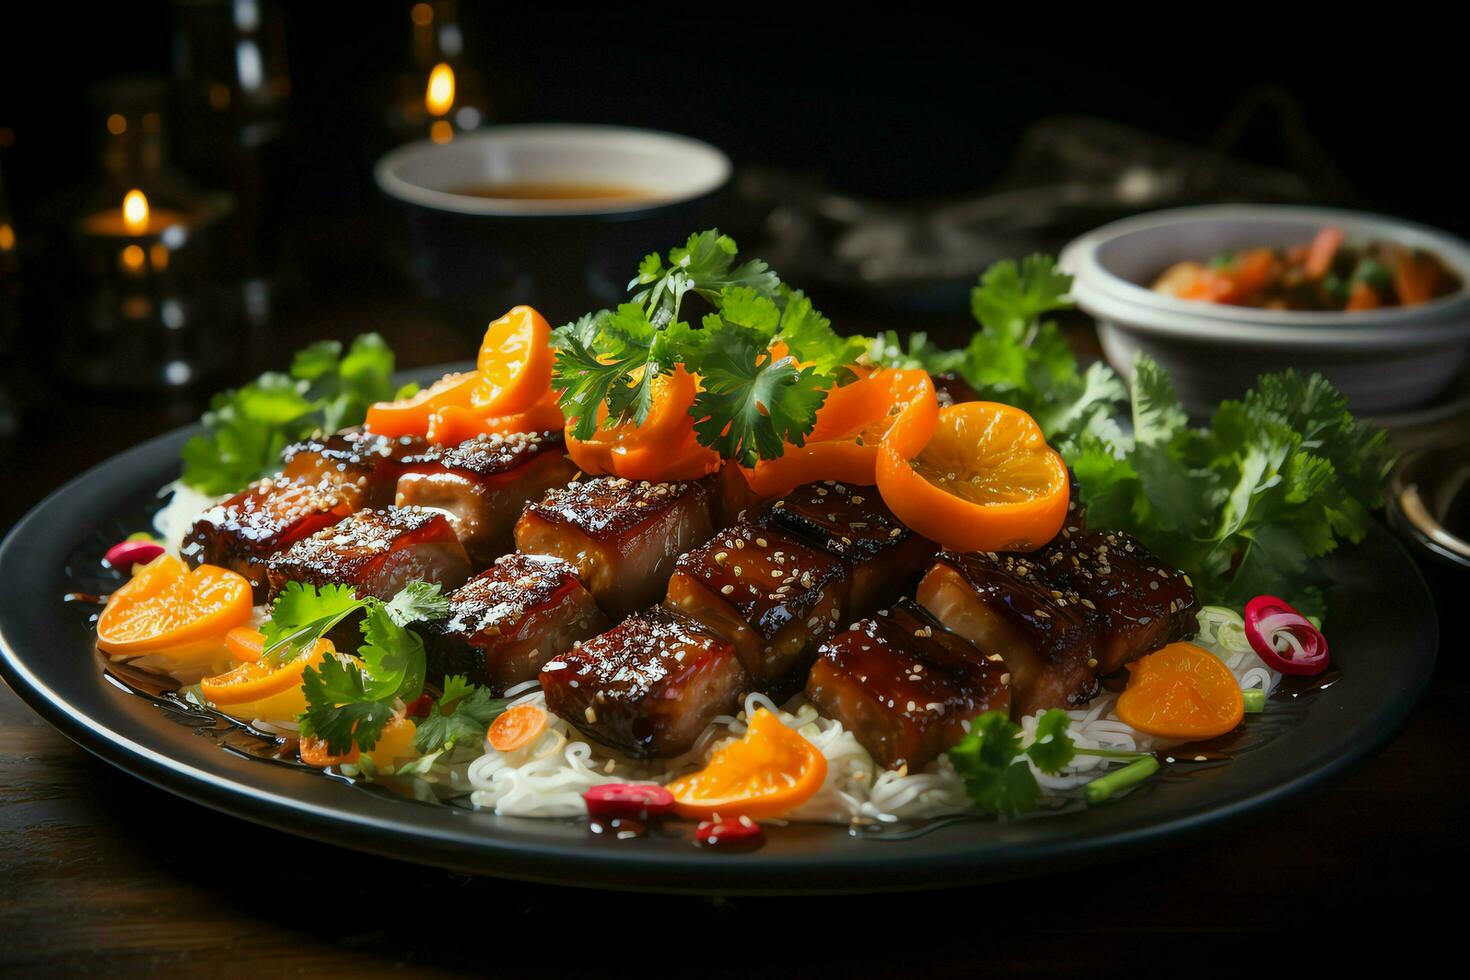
[375,125,731,319]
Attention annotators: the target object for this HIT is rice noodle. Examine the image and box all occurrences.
[152,481,226,554]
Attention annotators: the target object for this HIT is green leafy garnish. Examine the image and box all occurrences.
[276,582,450,755]
[1025,709,1077,775]
[180,334,413,494]
[551,231,861,464]
[413,675,508,754]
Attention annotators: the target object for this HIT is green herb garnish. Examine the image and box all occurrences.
[413,674,507,754]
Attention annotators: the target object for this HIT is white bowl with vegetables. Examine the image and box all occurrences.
[1060,205,1470,417]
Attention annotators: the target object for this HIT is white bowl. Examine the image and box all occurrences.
[1060,205,1470,416]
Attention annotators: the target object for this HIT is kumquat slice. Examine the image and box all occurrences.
[1115,642,1245,741]
[96,555,253,657]
[471,305,554,416]
[667,708,827,820]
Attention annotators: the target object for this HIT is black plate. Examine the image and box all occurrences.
[0,413,1439,894]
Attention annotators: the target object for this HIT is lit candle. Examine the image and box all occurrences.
[81,188,187,237]
[426,63,455,144]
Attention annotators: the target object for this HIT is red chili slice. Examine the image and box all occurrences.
[696,816,765,849]
[1244,595,1330,676]
[104,538,166,570]
[583,783,675,820]
[403,693,435,719]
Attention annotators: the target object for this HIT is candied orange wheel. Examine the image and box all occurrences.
[96,555,254,656]
[741,369,937,497]
[667,708,827,820]
[365,371,479,439]
[876,400,1069,553]
[1116,642,1245,740]
[471,305,554,416]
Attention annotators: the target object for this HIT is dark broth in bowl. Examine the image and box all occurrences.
[451,181,654,202]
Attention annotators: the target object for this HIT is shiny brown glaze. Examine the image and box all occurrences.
[665,522,850,694]
[710,463,767,529]
[515,476,713,618]
[181,478,353,602]
[266,506,471,600]
[761,480,937,611]
[281,428,427,510]
[918,550,1100,717]
[429,553,608,693]
[395,431,576,567]
[806,599,1010,770]
[1040,530,1199,675]
[540,607,749,758]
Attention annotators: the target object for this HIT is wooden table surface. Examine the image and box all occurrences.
[1,282,1465,974]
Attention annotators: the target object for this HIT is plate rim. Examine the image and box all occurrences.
[0,407,1441,894]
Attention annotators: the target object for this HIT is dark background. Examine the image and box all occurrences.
[2,4,1467,972]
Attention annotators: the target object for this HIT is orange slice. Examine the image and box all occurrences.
[365,371,479,439]
[96,555,253,656]
[876,400,1069,553]
[200,638,333,706]
[426,388,566,445]
[1116,642,1245,740]
[471,305,553,416]
[565,366,719,481]
[667,708,827,820]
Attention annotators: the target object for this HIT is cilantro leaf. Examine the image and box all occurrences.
[382,581,450,628]
[180,333,405,494]
[261,582,369,664]
[356,604,426,702]
[1025,709,1077,775]
[298,654,398,754]
[413,675,508,754]
[948,711,1041,816]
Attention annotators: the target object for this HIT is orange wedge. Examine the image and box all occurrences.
[667,708,827,820]
[365,371,479,439]
[876,400,1069,553]
[471,305,554,416]
[96,555,253,657]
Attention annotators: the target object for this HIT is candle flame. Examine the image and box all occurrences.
[426,63,455,117]
[123,190,149,235]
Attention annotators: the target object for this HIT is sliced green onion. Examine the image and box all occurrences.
[1243,690,1266,713]
[1085,757,1160,805]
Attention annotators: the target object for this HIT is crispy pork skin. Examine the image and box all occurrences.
[281,428,426,510]
[514,477,713,618]
[394,431,576,567]
[761,480,937,612]
[539,607,750,758]
[1040,530,1199,676]
[806,599,1010,770]
[181,477,353,602]
[665,522,850,695]
[429,554,608,693]
[917,550,1100,717]
[266,506,471,600]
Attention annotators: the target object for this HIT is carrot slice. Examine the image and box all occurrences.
[486,703,548,753]
[1116,642,1244,740]
[1304,226,1344,279]
[365,371,479,439]
[471,305,554,416]
[876,400,1069,553]
[299,735,360,768]
[1345,280,1381,311]
[96,555,253,656]
[667,708,827,820]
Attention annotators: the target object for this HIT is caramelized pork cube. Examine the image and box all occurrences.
[761,480,937,611]
[806,599,1010,770]
[666,523,850,694]
[267,506,471,600]
[395,431,576,567]
[181,477,353,601]
[540,608,749,758]
[281,428,426,510]
[711,462,767,529]
[1041,530,1198,675]
[917,550,1100,717]
[429,554,607,693]
[515,477,713,618]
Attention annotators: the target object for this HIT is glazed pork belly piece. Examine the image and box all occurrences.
[266,506,471,600]
[180,477,353,602]
[281,428,426,510]
[394,430,577,567]
[1040,530,1199,676]
[916,549,1102,717]
[514,476,714,618]
[806,599,1010,771]
[760,480,937,612]
[916,530,1199,717]
[665,522,851,696]
[539,607,750,759]
[428,553,608,694]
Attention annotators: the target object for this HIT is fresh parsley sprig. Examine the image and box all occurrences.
[180,334,416,495]
[551,230,862,466]
[274,581,451,755]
